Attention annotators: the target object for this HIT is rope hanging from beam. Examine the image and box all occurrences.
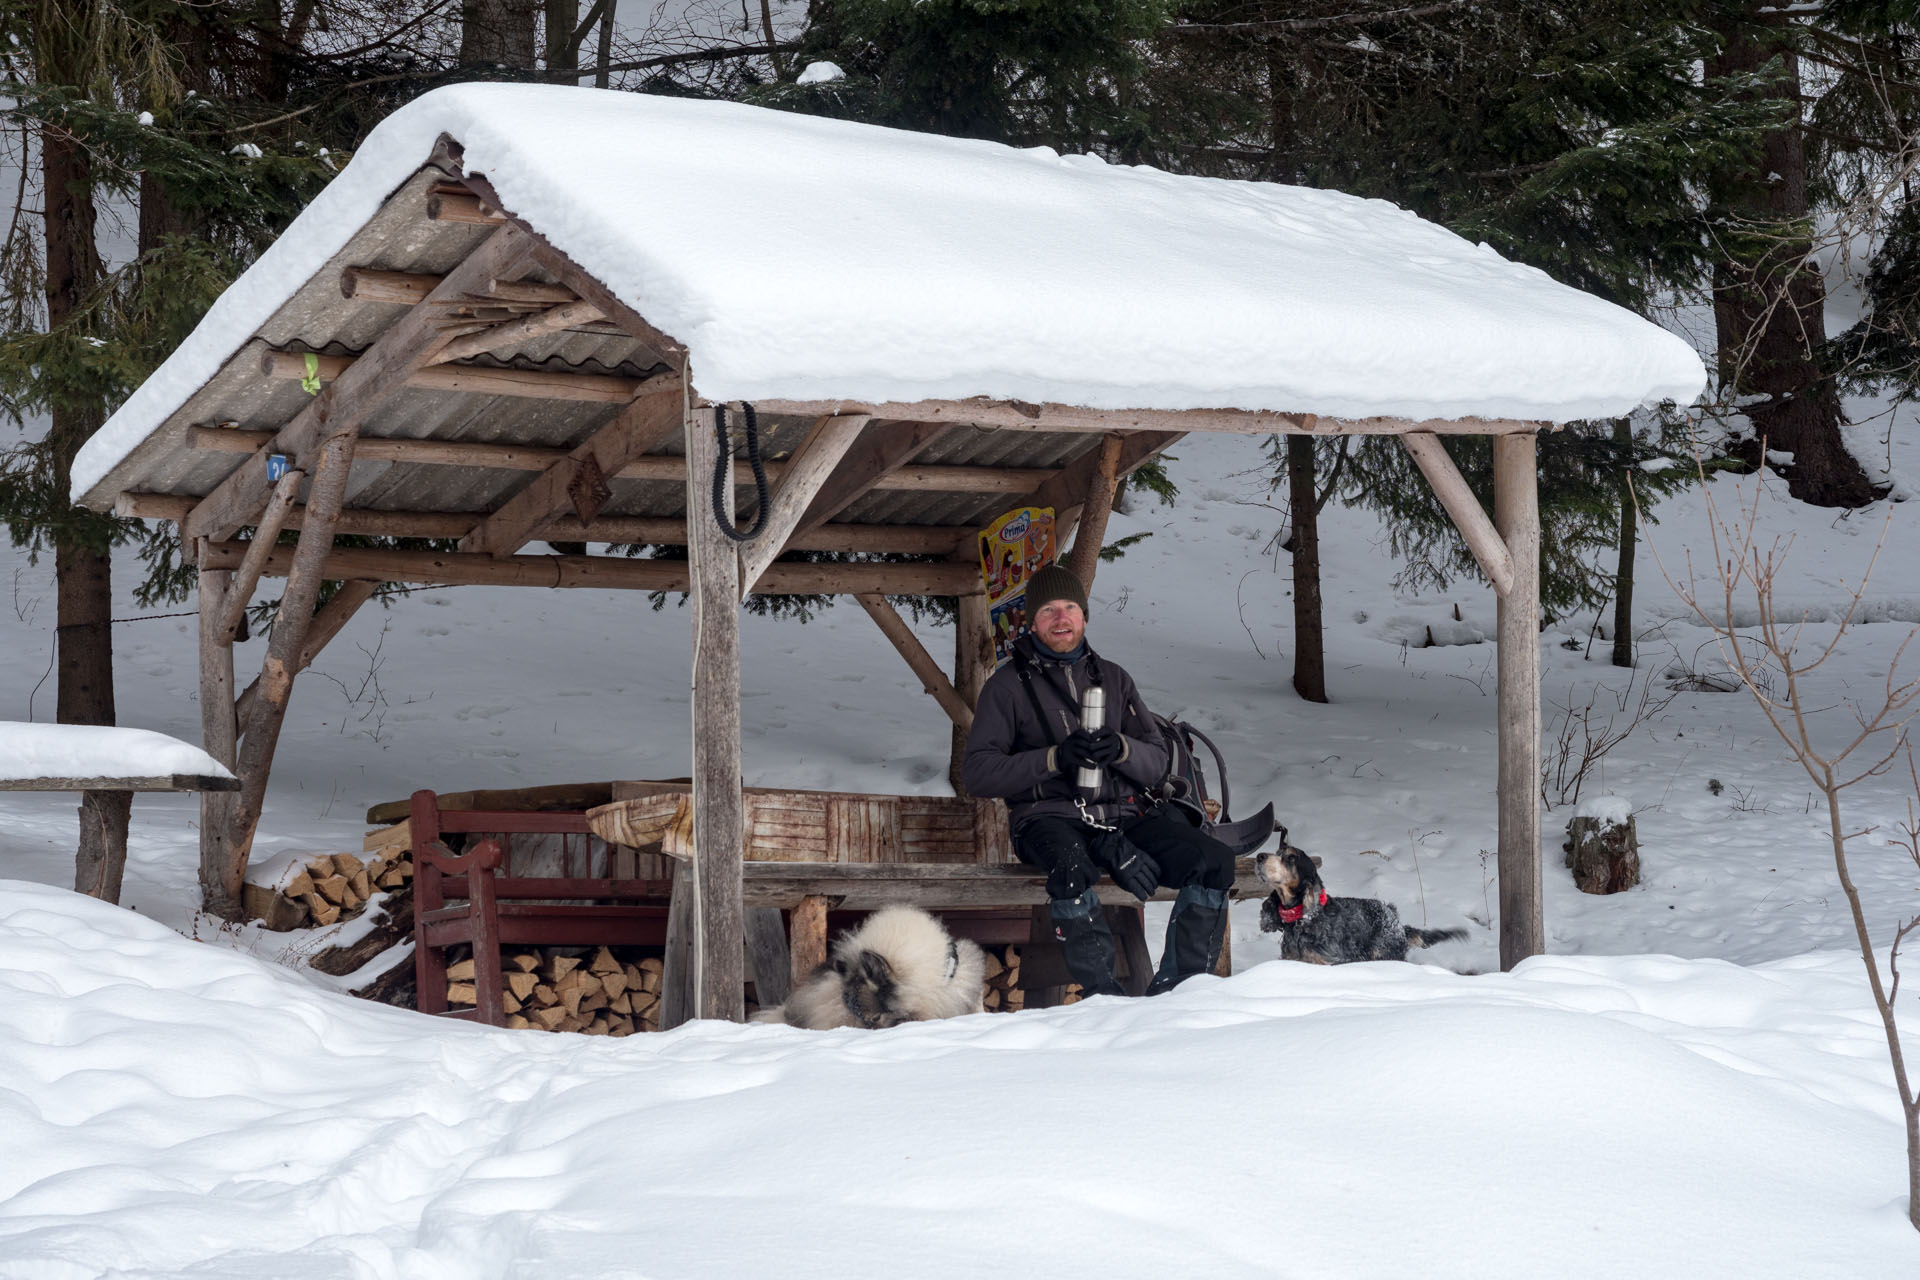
[710,404,771,542]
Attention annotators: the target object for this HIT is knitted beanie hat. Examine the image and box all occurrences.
[1024,563,1088,616]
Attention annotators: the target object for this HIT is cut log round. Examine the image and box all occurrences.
[1564,813,1641,895]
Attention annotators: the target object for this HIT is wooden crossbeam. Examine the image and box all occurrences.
[1400,432,1516,597]
[429,299,606,364]
[185,426,1054,494]
[218,466,305,641]
[260,347,652,404]
[233,581,379,731]
[745,397,1545,438]
[197,541,986,596]
[340,267,578,308]
[459,386,686,557]
[125,491,975,556]
[186,225,534,544]
[854,593,974,732]
[794,420,958,535]
[0,774,240,793]
[736,414,870,594]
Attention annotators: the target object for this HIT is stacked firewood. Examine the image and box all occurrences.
[446,946,661,1035]
[981,945,1026,1012]
[243,850,413,931]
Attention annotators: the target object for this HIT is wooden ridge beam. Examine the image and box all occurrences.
[260,347,654,404]
[1400,432,1516,597]
[185,224,535,544]
[736,414,870,594]
[743,397,1547,438]
[459,387,686,557]
[125,491,974,556]
[187,426,1054,494]
[854,593,974,732]
[197,541,986,596]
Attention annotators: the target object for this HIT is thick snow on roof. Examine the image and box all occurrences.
[72,83,1706,502]
[0,723,233,783]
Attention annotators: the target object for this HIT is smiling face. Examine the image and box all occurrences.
[1032,599,1086,653]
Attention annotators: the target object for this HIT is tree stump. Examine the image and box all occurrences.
[1563,812,1640,894]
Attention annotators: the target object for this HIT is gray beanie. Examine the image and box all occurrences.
[1024,563,1087,616]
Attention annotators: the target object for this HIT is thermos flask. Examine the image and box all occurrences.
[1076,685,1106,793]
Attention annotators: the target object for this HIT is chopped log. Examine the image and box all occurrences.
[544,954,582,982]
[241,882,308,932]
[530,1006,568,1030]
[501,991,522,1015]
[448,958,477,982]
[1564,812,1641,895]
[600,969,628,998]
[363,820,412,855]
[508,952,541,973]
[588,946,620,975]
[334,852,365,879]
[349,868,373,900]
[506,1014,532,1030]
[304,894,340,926]
[447,982,477,1005]
[534,983,557,1006]
[506,971,539,1001]
[284,869,314,899]
[609,990,633,1014]
[307,855,336,878]
[313,874,350,906]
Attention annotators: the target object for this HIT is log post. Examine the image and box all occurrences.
[949,590,995,794]
[1494,431,1544,968]
[218,467,305,641]
[789,894,829,988]
[215,431,358,917]
[197,564,238,907]
[1062,433,1124,589]
[685,383,746,1022]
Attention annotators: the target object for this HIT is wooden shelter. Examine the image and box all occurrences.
[71,86,1706,1003]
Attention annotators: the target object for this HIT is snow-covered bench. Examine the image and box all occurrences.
[0,723,238,793]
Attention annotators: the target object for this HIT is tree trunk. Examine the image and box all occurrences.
[543,0,578,76]
[1611,418,1636,669]
[462,0,539,67]
[1287,435,1327,703]
[1707,16,1877,508]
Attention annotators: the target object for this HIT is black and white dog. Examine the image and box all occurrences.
[1256,847,1466,964]
[752,905,988,1029]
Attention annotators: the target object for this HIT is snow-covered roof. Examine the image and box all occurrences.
[0,723,235,789]
[72,83,1706,504]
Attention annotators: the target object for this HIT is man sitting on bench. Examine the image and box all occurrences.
[963,564,1236,997]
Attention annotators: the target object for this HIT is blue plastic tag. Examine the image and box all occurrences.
[266,453,289,483]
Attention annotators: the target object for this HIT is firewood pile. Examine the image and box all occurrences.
[243,850,413,931]
[446,945,663,1035]
[977,944,1082,1010]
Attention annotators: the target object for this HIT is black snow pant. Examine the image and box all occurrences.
[1013,805,1236,996]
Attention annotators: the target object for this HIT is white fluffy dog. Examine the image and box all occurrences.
[753,905,987,1029]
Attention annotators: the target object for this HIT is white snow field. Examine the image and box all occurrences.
[4,425,1920,1277]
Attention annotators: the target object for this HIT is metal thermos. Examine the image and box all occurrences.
[1076,685,1106,793]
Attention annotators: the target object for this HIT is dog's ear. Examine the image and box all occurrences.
[854,949,894,990]
[1311,854,1323,868]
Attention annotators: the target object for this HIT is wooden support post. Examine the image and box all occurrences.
[218,467,305,641]
[1401,433,1516,597]
[789,895,829,988]
[853,593,974,733]
[1494,432,1543,968]
[685,376,746,1022]
[197,565,238,908]
[234,581,377,733]
[1062,433,1124,590]
[949,590,995,794]
[735,413,871,593]
[745,908,791,1008]
[216,430,359,918]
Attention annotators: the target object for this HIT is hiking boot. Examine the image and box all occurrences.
[1050,889,1125,998]
[1147,884,1228,995]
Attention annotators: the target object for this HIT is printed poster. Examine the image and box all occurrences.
[977,506,1056,668]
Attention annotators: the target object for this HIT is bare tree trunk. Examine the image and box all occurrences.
[543,0,578,76]
[1287,435,1327,703]
[1707,14,1877,508]
[1611,418,1636,669]
[462,0,539,67]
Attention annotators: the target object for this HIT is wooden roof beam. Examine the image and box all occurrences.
[340,267,579,308]
[188,426,1055,494]
[459,384,686,558]
[261,347,655,404]
[744,397,1546,437]
[185,223,536,543]
[792,420,959,536]
[1400,431,1516,597]
[429,299,606,365]
[736,414,872,594]
[198,541,984,596]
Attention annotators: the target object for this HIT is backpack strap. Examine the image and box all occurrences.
[1010,648,1063,746]
[1181,722,1232,822]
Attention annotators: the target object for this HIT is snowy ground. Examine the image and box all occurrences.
[4,425,1920,1275]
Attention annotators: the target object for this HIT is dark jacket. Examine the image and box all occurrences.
[963,634,1171,830]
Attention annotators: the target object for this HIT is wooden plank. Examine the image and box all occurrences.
[735,862,1268,911]
[745,907,792,1008]
[736,414,871,594]
[794,420,957,535]
[459,385,684,557]
[1062,433,1124,591]
[660,859,698,1030]
[789,895,830,987]
[186,224,533,543]
[217,466,305,642]
[368,781,619,825]
[686,373,746,1022]
[0,774,239,792]
[429,299,605,365]
[1401,432,1516,597]
[742,792,829,862]
[196,541,985,596]
[260,346,655,404]
[132,488,972,557]
[827,796,902,864]
[973,797,1015,865]
[744,397,1549,438]
[853,592,974,732]
[1494,431,1543,969]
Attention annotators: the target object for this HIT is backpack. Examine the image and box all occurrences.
[1152,713,1283,856]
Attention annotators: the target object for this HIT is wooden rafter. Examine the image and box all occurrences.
[197,541,986,596]
[341,266,578,307]
[459,386,686,558]
[792,420,957,535]
[1062,433,1124,590]
[185,224,535,544]
[1400,432,1516,597]
[261,347,655,404]
[217,465,305,642]
[736,414,871,594]
[854,593,974,732]
[1021,429,1182,517]
[185,426,1055,494]
[233,581,378,731]
[429,299,606,364]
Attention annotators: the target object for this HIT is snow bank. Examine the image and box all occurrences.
[1,880,1915,1279]
[73,84,1705,501]
[0,722,232,783]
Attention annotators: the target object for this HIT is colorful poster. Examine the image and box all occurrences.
[977,506,1055,668]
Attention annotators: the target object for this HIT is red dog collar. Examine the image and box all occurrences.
[1277,891,1328,924]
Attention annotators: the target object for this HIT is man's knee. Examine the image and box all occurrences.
[1045,857,1098,900]
[1015,818,1100,900]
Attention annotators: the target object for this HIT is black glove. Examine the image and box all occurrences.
[1084,728,1125,766]
[1057,730,1104,773]
[1091,830,1161,902]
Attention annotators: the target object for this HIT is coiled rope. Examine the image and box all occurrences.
[711,403,771,542]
